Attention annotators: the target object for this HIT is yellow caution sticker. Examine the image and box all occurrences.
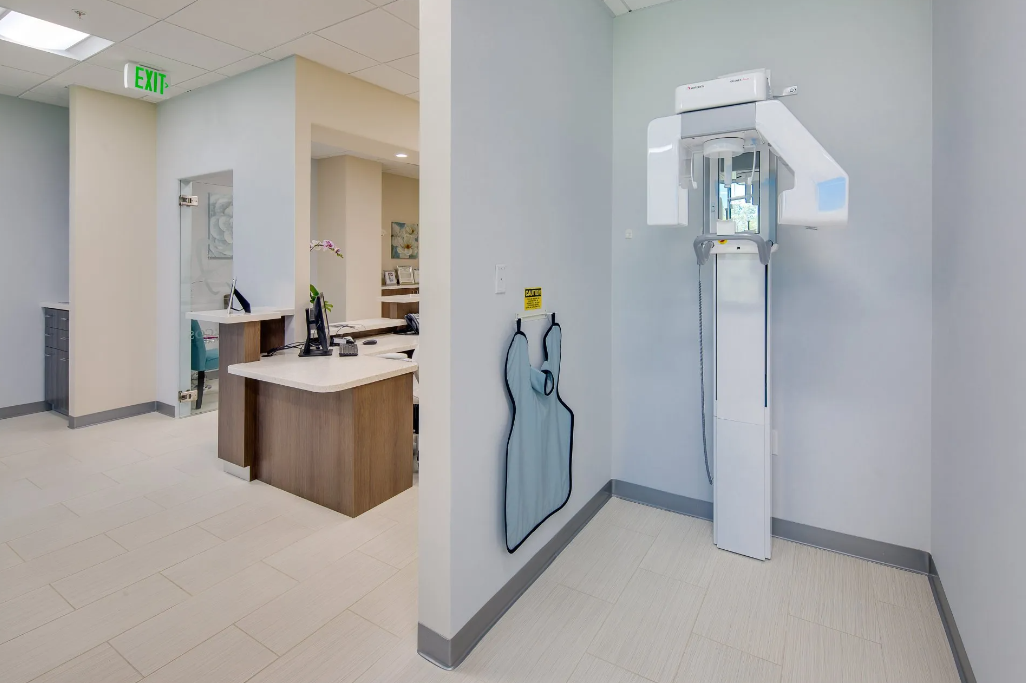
[524,287,542,311]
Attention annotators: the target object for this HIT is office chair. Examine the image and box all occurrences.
[190,320,219,409]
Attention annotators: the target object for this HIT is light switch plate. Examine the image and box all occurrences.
[495,264,507,294]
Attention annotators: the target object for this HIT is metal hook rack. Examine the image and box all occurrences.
[516,309,552,322]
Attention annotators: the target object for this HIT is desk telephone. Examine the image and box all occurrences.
[339,336,359,357]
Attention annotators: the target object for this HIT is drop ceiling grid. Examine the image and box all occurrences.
[0,0,421,105]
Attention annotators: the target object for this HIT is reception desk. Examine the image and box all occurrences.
[228,351,417,517]
[186,309,288,476]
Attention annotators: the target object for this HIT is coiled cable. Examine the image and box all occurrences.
[698,265,713,485]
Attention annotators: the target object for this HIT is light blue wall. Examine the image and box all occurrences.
[155,59,297,407]
[611,0,934,550]
[933,0,1026,679]
[445,0,613,632]
[0,95,69,411]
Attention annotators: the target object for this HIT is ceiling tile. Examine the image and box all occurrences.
[20,81,70,107]
[388,53,417,78]
[165,0,374,54]
[382,0,418,28]
[216,54,274,77]
[172,70,226,91]
[1,0,159,42]
[317,9,418,63]
[625,0,677,10]
[604,0,629,15]
[51,62,146,98]
[0,64,49,96]
[262,33,375,74]
[0,40,77,76]
[109,0,196,20]
[350,63,417,95]
[123,21,252,70]
[407,91,418,101]
[86,43,207,84]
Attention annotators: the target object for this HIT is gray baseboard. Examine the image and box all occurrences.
[772,517,931,574]
[612,479,931,574]
[68,401,162,429]
[0,401,50,420]
[929,558,977,683]
[418,481,613,670]
[611,479,713,521]
[155,401,176,418]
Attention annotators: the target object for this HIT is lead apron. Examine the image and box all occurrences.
[504,319,574,553]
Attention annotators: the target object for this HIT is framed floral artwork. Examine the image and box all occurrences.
[391,222,419,259]
[208,194,234,259]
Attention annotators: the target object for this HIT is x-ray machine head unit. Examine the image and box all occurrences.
[647,69,849,560]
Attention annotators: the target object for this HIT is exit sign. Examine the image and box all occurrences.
[124,63,169,97]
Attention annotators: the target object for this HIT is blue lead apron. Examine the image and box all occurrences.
[504,315,574,553]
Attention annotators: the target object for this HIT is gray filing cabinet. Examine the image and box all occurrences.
[43,308,69,415]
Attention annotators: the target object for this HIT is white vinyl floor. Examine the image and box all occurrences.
[0,410,960,683]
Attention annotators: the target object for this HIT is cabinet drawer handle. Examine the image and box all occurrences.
[59,358,67,363]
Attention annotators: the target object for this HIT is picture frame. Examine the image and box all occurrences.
[413,268,420,284]
[397,265,415,285]
[384,270,398,286]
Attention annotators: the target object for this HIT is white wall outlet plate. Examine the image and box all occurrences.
[495,264,507,294]
[625,229,634,239]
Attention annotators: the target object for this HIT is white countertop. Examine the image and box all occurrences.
[228,349,417,393]
[41,302,70,311]
[382,285,419,291]
[380,294,420,303]
[186,308,291,324]
[355,334,418,357]
[330,318,408,335]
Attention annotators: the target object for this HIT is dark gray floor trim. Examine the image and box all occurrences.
[0,401,50,420]
[772,517,931,574]
[418,481,613,670]
[929,559,977,683]
[611,479,713,521]
[155,402,176,418]
[68,401,159,429]
[612,480,931,574]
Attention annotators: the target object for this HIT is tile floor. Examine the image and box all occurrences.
[0,410,961,683]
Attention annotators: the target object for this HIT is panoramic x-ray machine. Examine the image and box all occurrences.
[647,70,848,560]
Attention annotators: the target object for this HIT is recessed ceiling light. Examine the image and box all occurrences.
[395,153,408,158]
[0,9,112,60]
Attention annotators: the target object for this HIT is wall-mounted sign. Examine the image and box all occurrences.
[524,287,542,311]
[124,63,168,97]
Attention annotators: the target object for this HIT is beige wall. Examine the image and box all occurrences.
[382,173,420,272]
[295,57,419,321]
[69,87,157,417]
[314,155,382,320]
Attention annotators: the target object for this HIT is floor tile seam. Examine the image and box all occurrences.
[785,599,882,644]
[0,592,75,648]
[135,623,279,683]
[786,613,884,648]
[581,648,662,683]
[688,628,785,670]
[14,518,153,564]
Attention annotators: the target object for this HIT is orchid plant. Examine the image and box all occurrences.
[310,240,343,312]
[310,239,344,258]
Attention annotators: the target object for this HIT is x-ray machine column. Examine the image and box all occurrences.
[647,70,849,560]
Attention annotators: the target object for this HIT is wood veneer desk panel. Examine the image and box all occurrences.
[252,374,413,516]
[229,353,418,516]
[187,310,289,471]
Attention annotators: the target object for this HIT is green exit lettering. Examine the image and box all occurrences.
[125,63,168,96]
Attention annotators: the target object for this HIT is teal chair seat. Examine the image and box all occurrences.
[191,320,218,408]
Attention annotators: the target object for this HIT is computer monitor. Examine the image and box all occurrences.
[299,293,332,357]
[226,277,251,314]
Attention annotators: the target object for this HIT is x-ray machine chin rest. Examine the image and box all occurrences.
[647,69,849,561]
